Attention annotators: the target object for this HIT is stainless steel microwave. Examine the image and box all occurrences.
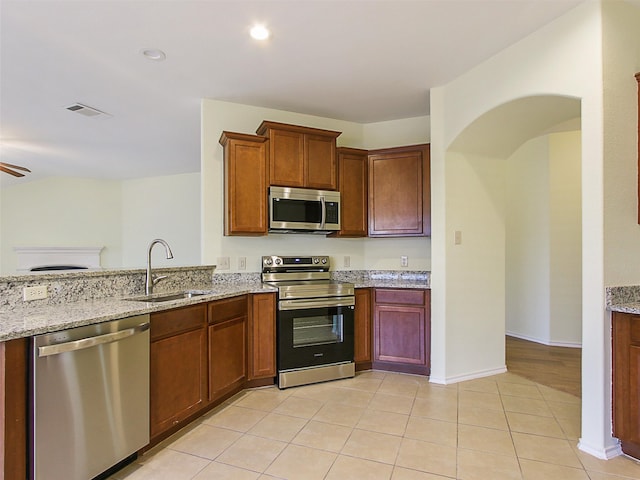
[269,186,340,234]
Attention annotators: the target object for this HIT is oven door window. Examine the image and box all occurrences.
[293,314,343,347]
[278,305,354,371]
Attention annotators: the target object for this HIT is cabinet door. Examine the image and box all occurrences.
[256,121,341,190]
[220,132,268,235]
[150,305,207,439]
[1,338,28,480]
[613,312,640,458]
[368,144,430,237]
[248,293,276,380]
[332,147,367,237]
[374,305,425,365]
[372,289,430,375]
[269,128,305,187]
[354,288,372,369]
[305,134,337,190]
[209,316,247,401]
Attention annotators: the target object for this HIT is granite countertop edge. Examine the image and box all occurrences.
[608,303,640,314]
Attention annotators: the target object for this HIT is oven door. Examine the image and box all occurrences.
[277,298,354,371]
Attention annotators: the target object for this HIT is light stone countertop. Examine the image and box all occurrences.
[0,268,430,342]
[0,282,275,342]
[606,285,640,315]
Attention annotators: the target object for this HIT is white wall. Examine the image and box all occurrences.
[0,177,123,272]
[549,131,582,345]
[201,99,431,272]
[121,173,201,268]
[441,151,507,382]
[0,173,201,273]
[505,131,582,347]
[430,0,611,457]
[602,1,640,286]
[363,116,431,149]
[506,136,551,343]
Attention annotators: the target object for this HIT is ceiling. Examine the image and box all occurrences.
[0,0,590,186]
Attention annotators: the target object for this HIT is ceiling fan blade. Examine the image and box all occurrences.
[0,162,31,172]
[0,165,25,177]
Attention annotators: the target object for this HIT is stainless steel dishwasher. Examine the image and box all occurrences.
[31,314,150,480]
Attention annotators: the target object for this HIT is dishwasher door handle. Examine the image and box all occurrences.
[38,322,150,357]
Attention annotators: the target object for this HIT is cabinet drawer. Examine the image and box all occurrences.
[209,295,248,324]
[375,289,425,306]
[151,304,207,341]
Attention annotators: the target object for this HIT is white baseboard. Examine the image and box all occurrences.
[429,366,507,385]
[578,438,622,460]
[506,331,582,348]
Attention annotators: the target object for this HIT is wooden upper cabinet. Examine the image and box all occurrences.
[368,144,430,237]
[256,120,340,190]
[330,147,368,237]
[219,131,268,236]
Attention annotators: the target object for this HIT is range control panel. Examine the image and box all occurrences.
[262,255,330,270]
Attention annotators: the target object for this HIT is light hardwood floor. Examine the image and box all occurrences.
[506,335,581,398]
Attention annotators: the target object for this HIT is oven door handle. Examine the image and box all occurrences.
[279,297,355,310]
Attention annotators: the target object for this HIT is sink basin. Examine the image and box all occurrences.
[125,290,212,303]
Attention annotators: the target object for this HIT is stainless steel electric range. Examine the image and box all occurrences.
[261,255,355,389]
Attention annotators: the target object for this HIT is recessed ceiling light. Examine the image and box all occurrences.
[141,48,166,61]
[250,24,270,41]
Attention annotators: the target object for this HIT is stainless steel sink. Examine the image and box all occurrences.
[125,290,212,303]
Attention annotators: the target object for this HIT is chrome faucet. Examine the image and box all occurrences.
[145,238,174,295]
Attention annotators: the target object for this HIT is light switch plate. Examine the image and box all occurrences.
[344,256,350,268]
[238,257,246,270]
[216,256,230,270]
[401,256,408,267]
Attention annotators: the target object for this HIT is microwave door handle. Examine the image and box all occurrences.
[320,196,326,229]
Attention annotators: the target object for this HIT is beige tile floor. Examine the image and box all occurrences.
[110,371,640,480]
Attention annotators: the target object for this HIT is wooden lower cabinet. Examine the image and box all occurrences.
[150,304,208,440]
[373,288,430,375]
[248,293,276,381]
[612,312,640,460]
[208,296,248,400]
[1,338,28,480]
[354,288,372,370]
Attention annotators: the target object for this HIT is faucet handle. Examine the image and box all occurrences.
[152,274,168,286]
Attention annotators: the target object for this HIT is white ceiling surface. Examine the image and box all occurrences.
[0,0,589,186]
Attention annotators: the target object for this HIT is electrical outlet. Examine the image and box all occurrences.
[216,256,230,270]
[401,255,408,267]
[23,285,48,301]
[454,230,462,245]
[238,257,246,270]
[344,256,350,268]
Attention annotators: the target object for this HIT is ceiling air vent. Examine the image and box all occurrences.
[65,103,111,118]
